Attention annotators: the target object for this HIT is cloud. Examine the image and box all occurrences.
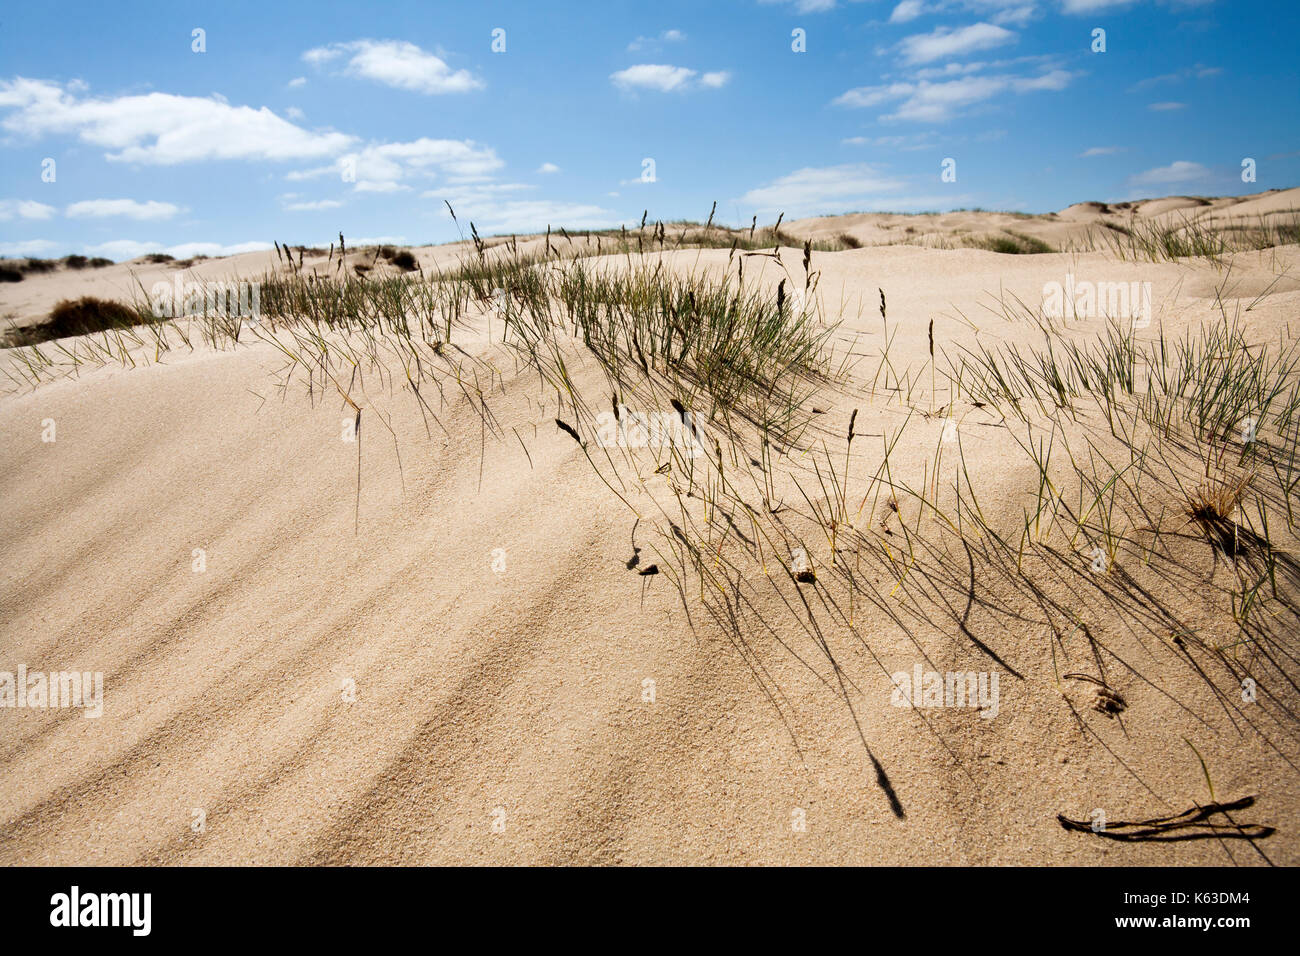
[288,77,307,88]
[899,23,1017,63]
[986,4,1038,26]
[0,199,56,220]
[537,162,561,174]
[1148,101,1187,111]
[890,0,1039,24]
[834,68,1071,121]
[701,71,732,88]
[1129,63,1222,91]
[1080,146,1123,156]
[82,239,273,261]
[1060,0,1133,11]
[431,187,618,234]
[302,40,482,94]
[347,236,408,246]
[628,29,687,51]
[909,54,1046,80]
[736,163,908,216]
[758,0,838,12]
[1061,0,1214,11]
[290,137,503,192]
[1015,70,1071,91]
[424,182,534,203]
[611,64,700,92]
[843,132,940,150]
[65,198,182,220]
[282,198,343,211]
[425,181,604,237]
[473,201,618,234]
[1128,160,1210,186]
[0,77,353,165]
[891,1,927,22]
[354,180,407,193]
[0,239,60,256]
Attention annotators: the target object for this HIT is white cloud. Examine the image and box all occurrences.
[0,77,353,165]
[899,22,1017,63]
[89,240,175,259]
[288,76,307,88]
[283,198,343,211]
[1015,70,1071,91]
[834,68,1071,121]
[1130,64,1222,91]
[433,188,618,234]
[302,40,482,94]
[891,1,927,21]
[736,163,909,216]
[82,239,273,261]
[348,236,408,246]
[1080,146,1123,156]
[835,83,921,109]
[477,202,619,234]
[537,162,561,174]
[759,0,838,11]
[354,180,408,193]
[987,4,1037,26]
[1063,0,1215,12]
[65,198,182,221]
[909,53,1055,80]
[890,0,1039,24]
[610,64,730,92]
[1148,101,1187,111]
[0,199,56,220]
[1128,160,1210,186]
[0,239,59,256]
[1061,0,1134,11]
[611,64,699,92]
[424,183,534,203]
[843,133,939,150]
[628,29,687,51]
[290,137,503,192]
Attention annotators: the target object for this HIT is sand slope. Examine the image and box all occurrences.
[2,199,1299,865]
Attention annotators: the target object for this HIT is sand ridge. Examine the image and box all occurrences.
[2,196,1299,865]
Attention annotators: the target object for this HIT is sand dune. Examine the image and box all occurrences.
[2,193,1299,864]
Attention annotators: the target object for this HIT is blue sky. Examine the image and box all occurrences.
[1,0,1296,259]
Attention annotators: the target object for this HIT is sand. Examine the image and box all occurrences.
[2,189,1298,865]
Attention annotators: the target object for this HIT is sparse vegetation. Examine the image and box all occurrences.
[1067,208,1300,263]
[384,248,418,271]
[4,296,158,347]
[963,230,1054,254]
[3,205,1298,827]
